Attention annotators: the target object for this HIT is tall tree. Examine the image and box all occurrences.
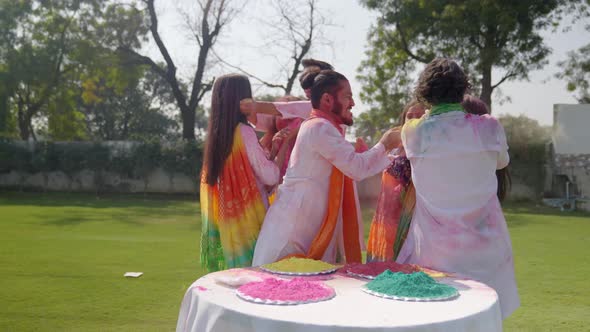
[118,0,240,140]
[1,1,95,140]
[0,0,148,140]
[0,0,28,138]
[358,0,587,112]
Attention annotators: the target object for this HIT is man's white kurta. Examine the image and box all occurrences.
[252,117,391,265]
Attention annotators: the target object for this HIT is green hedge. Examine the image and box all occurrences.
[0,139,203,191]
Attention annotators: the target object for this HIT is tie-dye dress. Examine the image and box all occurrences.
[200,124,280,272]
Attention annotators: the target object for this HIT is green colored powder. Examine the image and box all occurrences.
[262,258,337,273]
[366,270,457,298]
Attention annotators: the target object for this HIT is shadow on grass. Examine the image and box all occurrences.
[37,205,202,227]
[503,201,590,219]
[491,200,590,229]
[0,191,197,209]
[0,191,201,227]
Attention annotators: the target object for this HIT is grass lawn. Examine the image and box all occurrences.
[1,192,589,331]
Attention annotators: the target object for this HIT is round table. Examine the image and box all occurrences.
[176,268,502,332]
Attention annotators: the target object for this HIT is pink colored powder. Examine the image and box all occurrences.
[238,278,334,302]
[346,261,420,277]
[195,286,208,291]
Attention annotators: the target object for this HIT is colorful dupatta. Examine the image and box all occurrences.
[281,110,362,263]
[200,125,267,272]
[367,155,416,262]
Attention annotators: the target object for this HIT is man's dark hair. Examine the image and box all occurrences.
[310,70,347,109]
[414,57,471,105]
[299,59,334,90]
[302,59,333,70]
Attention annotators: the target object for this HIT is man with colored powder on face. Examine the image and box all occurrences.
[241,59,369,153]
[252,70,401,265]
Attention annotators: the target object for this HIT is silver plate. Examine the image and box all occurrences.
[259,266,340,276]
[361,286,459,302]
[345,270,376,280]
[346,268,448,279]
[236,287,336,305]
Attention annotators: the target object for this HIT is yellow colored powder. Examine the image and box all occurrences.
[262,258,337,273]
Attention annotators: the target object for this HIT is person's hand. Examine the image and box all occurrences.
[286,126,300,144]
[379,127,401,151]
[270,128,291,158]
[259,131,275,152]
[240,98,255,116]
[354,137,369,153]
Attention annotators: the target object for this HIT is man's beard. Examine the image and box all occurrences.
[331,100,353,126]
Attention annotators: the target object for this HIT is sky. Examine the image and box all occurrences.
[143,0,589,126]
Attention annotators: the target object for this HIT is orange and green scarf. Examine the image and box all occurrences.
[282,110,362,263]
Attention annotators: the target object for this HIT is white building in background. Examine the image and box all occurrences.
[545,104,590,211]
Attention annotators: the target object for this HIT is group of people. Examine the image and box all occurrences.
[199,57,519,318]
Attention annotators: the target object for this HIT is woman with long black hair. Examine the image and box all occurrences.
[200,74,292,272]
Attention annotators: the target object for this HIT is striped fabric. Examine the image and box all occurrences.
[367,172,416,262]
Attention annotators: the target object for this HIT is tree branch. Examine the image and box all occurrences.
[118,47,167,77]
[492,71,518,90]
[283,0,315,94]
[188,0,214,111]
[28,13,75,117]
[145,0,177,78]
[197,78,215,102]
[212,49,287,91]
[137,0,191,114]
[468,35,483,50]
[394,22,430,64]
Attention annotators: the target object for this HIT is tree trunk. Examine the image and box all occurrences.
[18,110,31,140]
[0,91,8,134]
[479,64,493,113]
[285,80,294,95]
[181,106,196,140]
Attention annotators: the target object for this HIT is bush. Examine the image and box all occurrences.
[0,139,204,192]
[0,141,32,173]
[498,114,550,197]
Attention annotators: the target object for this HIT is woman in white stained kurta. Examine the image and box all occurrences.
[252,71,399,266]
[397,58,519,319]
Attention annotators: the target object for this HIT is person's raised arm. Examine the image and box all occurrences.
[311,121,399,181]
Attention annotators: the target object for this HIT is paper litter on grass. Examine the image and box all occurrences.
[124,272,143,278]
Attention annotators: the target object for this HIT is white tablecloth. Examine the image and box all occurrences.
[176,268,502,332]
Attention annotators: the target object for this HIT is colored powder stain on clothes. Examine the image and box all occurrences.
[346,261,420,277]
[262,257,337,273]
[238,278,334,302]
[366,271,457,298]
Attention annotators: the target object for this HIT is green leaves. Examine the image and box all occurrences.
[0,0,155,140]
[557,43,590,103]
[355,19,416,144]
[356,0,583,125]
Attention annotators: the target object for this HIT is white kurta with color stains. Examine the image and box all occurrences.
[398,111,520,319]
[253,117,391,266]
